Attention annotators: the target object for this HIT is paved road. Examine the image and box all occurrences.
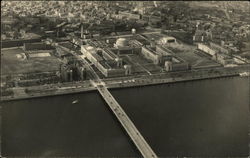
[69,47,158,158]
[97,84,158,158]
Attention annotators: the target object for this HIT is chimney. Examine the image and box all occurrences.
[81,24,83,38]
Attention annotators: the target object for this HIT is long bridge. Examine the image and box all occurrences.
[83,60,158,158]
[61,45,158,158]
[95,83,157,158]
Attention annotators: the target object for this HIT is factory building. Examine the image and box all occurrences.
[81,45,132,77]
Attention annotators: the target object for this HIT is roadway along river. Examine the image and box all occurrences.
[1,76,249,157]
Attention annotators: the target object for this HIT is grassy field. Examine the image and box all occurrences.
[1,48,62,75]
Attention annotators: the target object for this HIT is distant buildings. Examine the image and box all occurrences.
[1,36,42,48]
[2,1,249,82]
[193,30,212,43]
[23,42,54,51]
[118,11,141,20]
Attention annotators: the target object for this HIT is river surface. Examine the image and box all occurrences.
[1,77,249,157]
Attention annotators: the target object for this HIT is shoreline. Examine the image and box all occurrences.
[0,70,245,102]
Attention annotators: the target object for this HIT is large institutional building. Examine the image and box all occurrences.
[81,35,190,77]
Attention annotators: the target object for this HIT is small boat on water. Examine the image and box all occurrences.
[72,100,79,104]
[239,72,250,77]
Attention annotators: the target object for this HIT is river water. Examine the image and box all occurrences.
[1,77,249,157]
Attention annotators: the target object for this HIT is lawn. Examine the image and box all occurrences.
[1,48,62,75]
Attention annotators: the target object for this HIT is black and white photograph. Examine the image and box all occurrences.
[1,1,250,157]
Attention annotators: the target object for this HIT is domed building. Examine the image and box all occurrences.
[114,38,129,48]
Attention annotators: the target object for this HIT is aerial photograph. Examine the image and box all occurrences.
[1,1,250,157]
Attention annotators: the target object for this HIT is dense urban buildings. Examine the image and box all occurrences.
[1,1,250,96]
[1,1,250,157]
[1,0,249,97]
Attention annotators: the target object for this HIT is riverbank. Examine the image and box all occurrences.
[1,64,249,102]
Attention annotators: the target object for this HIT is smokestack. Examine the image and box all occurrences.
[81,24,83,38]
[57,28,59,38]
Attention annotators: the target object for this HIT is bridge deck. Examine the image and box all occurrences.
[63,45,158,158]
[97,85,157,158]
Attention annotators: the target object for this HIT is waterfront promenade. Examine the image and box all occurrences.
[1,64,249,102]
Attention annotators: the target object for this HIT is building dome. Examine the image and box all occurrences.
[115,38,129,47]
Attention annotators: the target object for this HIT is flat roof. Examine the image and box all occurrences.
[91,53,103,61]
[99,60,111,69]
[143,46,158,56]
[103,48,118,59]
